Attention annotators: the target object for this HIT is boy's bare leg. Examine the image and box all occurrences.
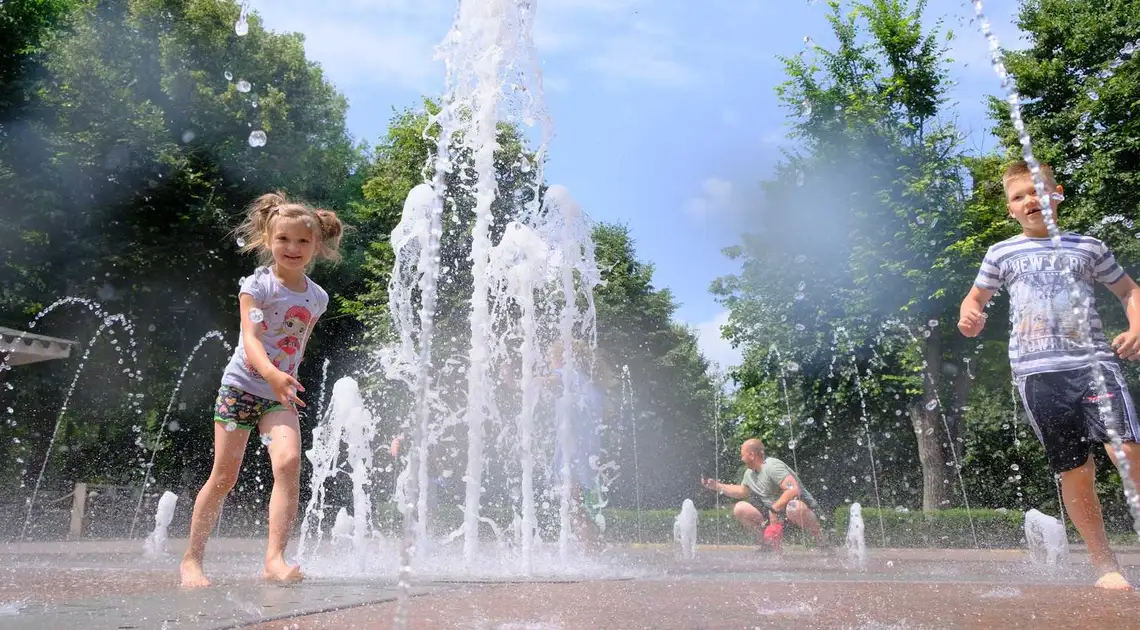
[1059,455,1130,589]
[1105,442,1140,502]
[181,423,251,588]
[260,410,304,584]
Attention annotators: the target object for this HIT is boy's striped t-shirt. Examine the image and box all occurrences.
[974,233,1125,377]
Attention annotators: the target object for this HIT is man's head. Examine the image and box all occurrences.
[740,438,766,471]
[1002,160,1063,237]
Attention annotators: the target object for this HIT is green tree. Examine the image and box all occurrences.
[591,222,719,508]
[714,0,983,511]
[0,0,369,510]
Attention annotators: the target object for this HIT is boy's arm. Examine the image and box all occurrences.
[958,285,995,338]
[1106,275,1140,360]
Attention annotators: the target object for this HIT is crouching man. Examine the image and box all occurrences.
[702,438,829,552]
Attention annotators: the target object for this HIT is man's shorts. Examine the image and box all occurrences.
[214,385,288,431]
[1016,364,1140,473]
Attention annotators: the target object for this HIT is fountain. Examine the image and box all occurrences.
[846,501,867,571]
[673,499,698,561]
[1023,508,1067,567]
[142,491,178,559]
[297,377,378,568]
[128,330,231,539]
[316,8,611,622]
[21,312,144,540]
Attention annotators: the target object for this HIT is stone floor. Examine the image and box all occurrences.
[2,539,1139,629]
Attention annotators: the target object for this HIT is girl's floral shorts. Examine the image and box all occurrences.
[213,385,287,431]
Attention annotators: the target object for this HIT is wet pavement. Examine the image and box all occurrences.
[2,539,1139,629]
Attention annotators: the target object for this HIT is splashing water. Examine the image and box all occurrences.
[128,330,231,538]
[143,491,178,559]
[879,320,977,546]
[673,498,698,560]
[22,313,143,539]
[234,2,249,36]
[298,377,377,570]
[831,328,888,546]
[971,1,1140,536]
[1024,508,1067,566]
[847,501,867,571]
[620,364,643,544]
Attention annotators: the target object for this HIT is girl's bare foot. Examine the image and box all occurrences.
[263,557,304,584]
[1095,571,1132,590]
[180,558,211,588]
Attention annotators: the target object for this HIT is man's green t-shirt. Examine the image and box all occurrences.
[741,457,818,511]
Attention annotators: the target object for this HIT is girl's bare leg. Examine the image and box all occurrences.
[180,423,251,587]
[260,409,304,584]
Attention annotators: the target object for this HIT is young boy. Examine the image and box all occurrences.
[959,160,1140,590]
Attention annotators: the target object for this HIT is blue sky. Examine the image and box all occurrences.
[252,0,1025,369]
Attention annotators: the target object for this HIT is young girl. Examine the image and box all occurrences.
[180,192,343,588]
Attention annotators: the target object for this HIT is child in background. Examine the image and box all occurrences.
[180,193,344,588]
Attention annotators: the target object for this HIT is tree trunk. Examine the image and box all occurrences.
[911,331,954,512]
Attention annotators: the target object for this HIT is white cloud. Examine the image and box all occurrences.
[695,310,742,370]
[684,177,734,222]
[252,0,452,91]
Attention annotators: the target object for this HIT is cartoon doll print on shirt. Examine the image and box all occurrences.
[271,305,313,375]
[244,305,314,380]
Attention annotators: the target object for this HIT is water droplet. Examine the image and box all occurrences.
[6,407,12,414]
[1080,112,1091,125]
[804,36,813,45]
[235,14,249,36]
[260,434,273,446]
[925,399,939,411]
[248,130,267,147]
[168,420,180,432]
[181,130,195,143]
[794,292,805,301]
[1050,191,1064,202]
[236,80,251,93]
[794,254,807,264]
[928,319,938,328]
[28,321,35,329]
[802,99,812,117]
[795,323,806,331]
[251,96,259,108]
[225,421,238,432]
[148,324,156,332]
[1087,90,1099,101]
[796,171,805,186]
[249,307,264,323]
[237,236,247,248]
[224,70,233,81]
[785,362,800,373]
[1124,42,1136,56]
[1010,464,1019,471]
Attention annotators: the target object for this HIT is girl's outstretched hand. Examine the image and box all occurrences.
[267,369,306,407]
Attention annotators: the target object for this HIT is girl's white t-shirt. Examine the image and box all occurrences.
[219,266,328,401]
